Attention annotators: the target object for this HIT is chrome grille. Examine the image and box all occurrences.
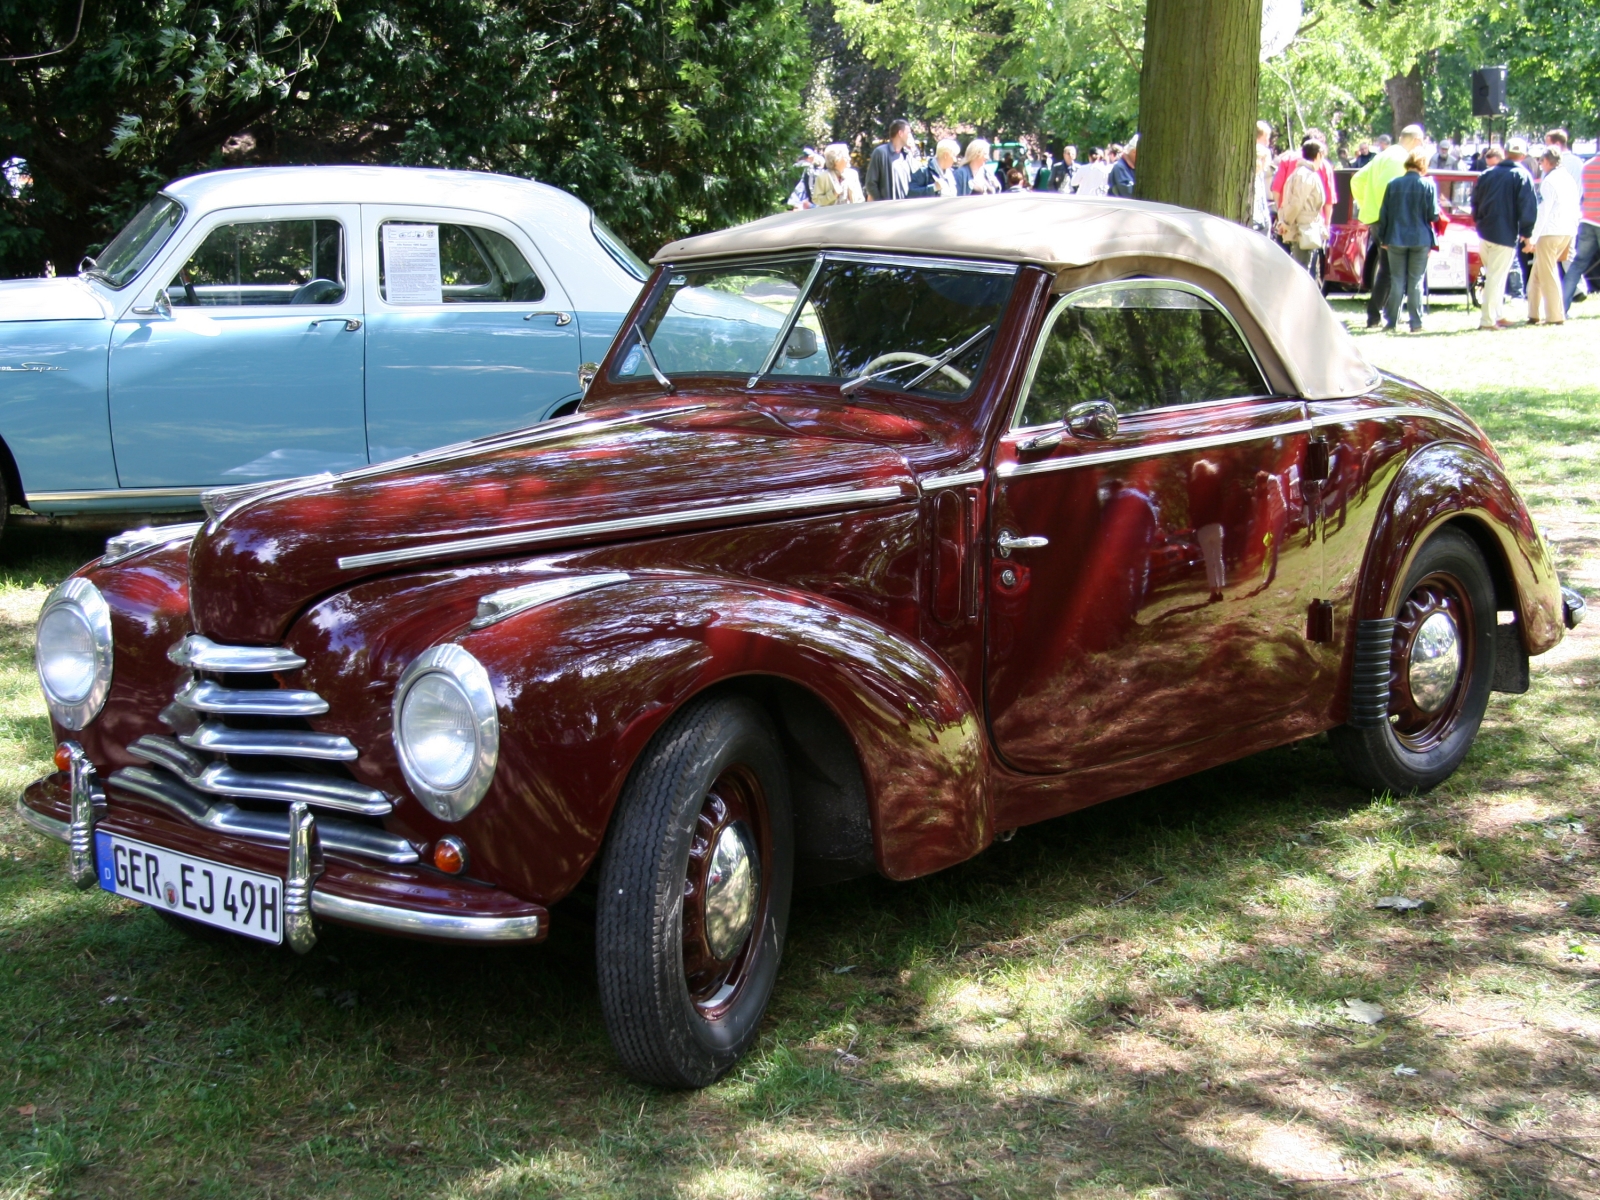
[110,634,416,864]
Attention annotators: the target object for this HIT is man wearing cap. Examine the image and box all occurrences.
[1561,144,1600,316]
[1528,145,1579,324]
[1472,141,1538,328]
[1352,124,1425,328]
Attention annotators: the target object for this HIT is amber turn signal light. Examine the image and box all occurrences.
[432,837,468,875]
[53,744,72,772]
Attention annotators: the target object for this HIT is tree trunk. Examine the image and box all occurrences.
[1134,0,1263,222]
[1385,65,1424,136]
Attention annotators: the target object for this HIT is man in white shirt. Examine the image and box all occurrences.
[1075,151,1112,198]
[1546,129,1587,188]
[1527,145,1580,324]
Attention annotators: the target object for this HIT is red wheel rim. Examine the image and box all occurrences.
[681,765,770,1018]
[1389,571,1474,752]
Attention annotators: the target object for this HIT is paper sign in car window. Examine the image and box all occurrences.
[383,224,443,304]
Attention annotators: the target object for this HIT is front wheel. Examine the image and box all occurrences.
[1331,528,1496,793]
[595,694,793,1087]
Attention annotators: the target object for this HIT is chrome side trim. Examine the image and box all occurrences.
[470,572,632,630]
[168,635,306,673]
[338,483,913,571]
[920,469,985,491]
[309,890,544,943]
[16,796,69,842]
[174,678,329,717]
[179,721,358,762]
[108,767,418,864]
[820,251,1019,276]
[1309,406,1481,440]
[27,487,206,505]
[129,736,391,816]
[998,420,1315,479]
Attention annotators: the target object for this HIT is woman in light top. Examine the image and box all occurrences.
[955,139,1000,195]
[811,143,865,206]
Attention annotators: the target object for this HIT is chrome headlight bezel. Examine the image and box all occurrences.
[392,644,499,822]
[35,577,114,730]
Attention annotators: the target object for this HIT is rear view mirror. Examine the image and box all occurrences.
[783,325,819,359]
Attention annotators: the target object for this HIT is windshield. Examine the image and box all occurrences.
[613,253,1016,400]
[591,215,651,281]
[84,196,184,289]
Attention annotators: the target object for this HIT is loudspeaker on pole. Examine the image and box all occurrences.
[1471,67,1507,118]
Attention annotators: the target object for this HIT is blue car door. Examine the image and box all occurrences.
[359,205,582,463]
[108,205,369,487]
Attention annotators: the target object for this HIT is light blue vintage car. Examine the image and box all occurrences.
[0,166,647,521]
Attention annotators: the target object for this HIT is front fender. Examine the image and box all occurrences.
[293,570,989,904]
[1354,440,1562,653]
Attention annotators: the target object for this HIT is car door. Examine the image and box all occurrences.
[360,205,582,463]
[985,279,1321,774]
[107,205,369,487]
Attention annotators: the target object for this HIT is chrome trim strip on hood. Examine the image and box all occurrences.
[337,482,915,571]
[920,469,985,491]
[109,766,418,864]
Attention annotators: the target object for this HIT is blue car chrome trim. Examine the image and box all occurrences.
[0,362,66,372]
[337,482,914,571]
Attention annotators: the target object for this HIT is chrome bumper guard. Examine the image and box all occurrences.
[1563,585,1587,630]
[18,756,543,950]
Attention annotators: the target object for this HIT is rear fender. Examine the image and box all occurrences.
[1352,441,1562,652]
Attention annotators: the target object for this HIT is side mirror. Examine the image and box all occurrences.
[1066,399,1118,440]
[782,325,819,359]
[131,289,173,320]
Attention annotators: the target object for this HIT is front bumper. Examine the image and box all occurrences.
[18,764,546,949]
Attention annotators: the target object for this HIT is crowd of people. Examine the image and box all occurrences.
[785,120,1139,208]
[788,118,1598,337]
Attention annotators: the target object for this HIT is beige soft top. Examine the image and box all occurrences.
[654,195,1377,401]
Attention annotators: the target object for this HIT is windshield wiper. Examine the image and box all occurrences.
[840,324,994,397]
[632,328,674,392]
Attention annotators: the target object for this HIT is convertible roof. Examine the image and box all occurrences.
[654,196,1377,402]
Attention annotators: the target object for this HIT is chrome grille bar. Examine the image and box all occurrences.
[129,736,391,816]
[110,767,417,864]
[179,721,358,762]
[169,635,306,673]
[175,678,328,717]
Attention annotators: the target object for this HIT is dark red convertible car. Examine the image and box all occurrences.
[21,196,1582,1087]
[1324,167,1485,300]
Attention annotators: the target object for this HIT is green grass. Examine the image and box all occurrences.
[2,301,1599,1199]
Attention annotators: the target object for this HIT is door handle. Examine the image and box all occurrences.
[309,318,362,331]
[523,310,573,325]
[996,530,1049,557]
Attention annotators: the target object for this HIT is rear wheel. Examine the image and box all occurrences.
[1331,528,1495,793]
[595,694,792,1087]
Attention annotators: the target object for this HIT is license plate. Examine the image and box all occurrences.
[95,831,284,945]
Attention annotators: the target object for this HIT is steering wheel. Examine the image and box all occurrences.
[854,351,971,391]
[177,268,198,307]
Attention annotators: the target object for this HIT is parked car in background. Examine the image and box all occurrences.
[0,166,646,527]
[1323,167,1483,303]
[21,196,1581,1088]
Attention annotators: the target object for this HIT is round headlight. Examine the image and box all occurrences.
[35,578,113,730]
[393,644,498,822]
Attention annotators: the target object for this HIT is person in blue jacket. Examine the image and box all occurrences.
[1373,149,1441,332]
[1471,143,1540,328]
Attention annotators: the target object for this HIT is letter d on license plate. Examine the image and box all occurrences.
[95,832,284,945]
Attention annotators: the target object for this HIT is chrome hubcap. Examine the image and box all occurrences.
[1407,610,1461,713]
[703,823,759,961]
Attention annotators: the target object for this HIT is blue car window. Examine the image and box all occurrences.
[378,222,546,303]
[169,219,346,307]
[85,196,184,289]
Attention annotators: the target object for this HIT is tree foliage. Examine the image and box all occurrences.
[0,0,809,277]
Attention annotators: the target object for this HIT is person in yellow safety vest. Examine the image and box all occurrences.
[1351,125,1425,328]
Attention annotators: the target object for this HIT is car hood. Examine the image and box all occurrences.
[0,277,111,323]
[188,400,921,643]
